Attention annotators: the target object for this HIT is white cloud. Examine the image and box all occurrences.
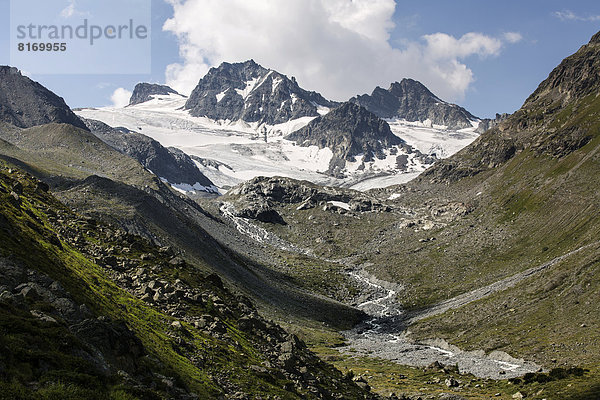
[165,61,209,97]
[554,10,600,22]
[321,0,396,42]
[61,2,76,18]
[110,88,132,108]
[60,0,88,19]
[163,0,520,102]
[503,32,523,44]
[422,32,503,60]
[95,82,112,90]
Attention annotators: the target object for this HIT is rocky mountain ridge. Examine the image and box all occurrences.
[83,119,217,194]
[184,60,338,125]
[474,113,510,134]
[0,66,88,130]
[350,79,478,130]
[286,102,434,176]
[420,31,600,184]
[3,28,600,399]
[217,31,600,399]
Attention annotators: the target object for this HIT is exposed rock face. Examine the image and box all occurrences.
[285,102,433,176]
[286,102,405,161]
[83,119,216,191]
[350,78,478,129]
[129,83,181,106]
[184,60,338,125]
[518,31,600,113]
[0,66,88,130]
[475,113,510,134]
[226,176,393,224]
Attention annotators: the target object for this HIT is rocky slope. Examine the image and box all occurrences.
[3,30,600,399]
[0,68,213,194]
[0,69,364,331]
[350,79,478,130]
[0,66,88,130]
[0,122,159,189]
[0,165,377,399]
[129,83,182,106]
[83,119,217,193]
[397,34,600,367]
[225,176,393,225]
[420,31,600,184]
[286,102,433,175]
[185,60,338,125]
[474,112,510,134]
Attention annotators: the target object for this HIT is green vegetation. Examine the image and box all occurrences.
[2,33,600,400]
[0,163,369,399]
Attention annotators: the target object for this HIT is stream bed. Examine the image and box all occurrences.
[341,269,541,379]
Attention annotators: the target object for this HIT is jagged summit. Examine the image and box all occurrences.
[0,66,88,130]
[184,60,338,125]
[129,83,182,106]
[350,78,478,129]
[389,79,443,103]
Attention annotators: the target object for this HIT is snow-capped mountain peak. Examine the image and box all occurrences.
[184,60,339,125]
[75,61,481,193]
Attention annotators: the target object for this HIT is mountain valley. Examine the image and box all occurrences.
[0,31,600,400]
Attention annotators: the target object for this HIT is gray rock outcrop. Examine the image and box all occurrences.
[475,113,510,134]
[350,79,478,129]
[285,102,433,175]
[286,102,404,161]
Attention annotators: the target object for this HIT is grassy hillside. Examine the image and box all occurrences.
[0,122,158,189]
[0,162,375,399]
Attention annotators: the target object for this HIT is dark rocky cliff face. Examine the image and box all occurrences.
[184,60,338,125]
[286,102,404,161]
[350,78,478,129]
[0,66,88,130]
[129,83,181,106]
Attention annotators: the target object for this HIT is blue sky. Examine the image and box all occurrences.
[1,0,599,118]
